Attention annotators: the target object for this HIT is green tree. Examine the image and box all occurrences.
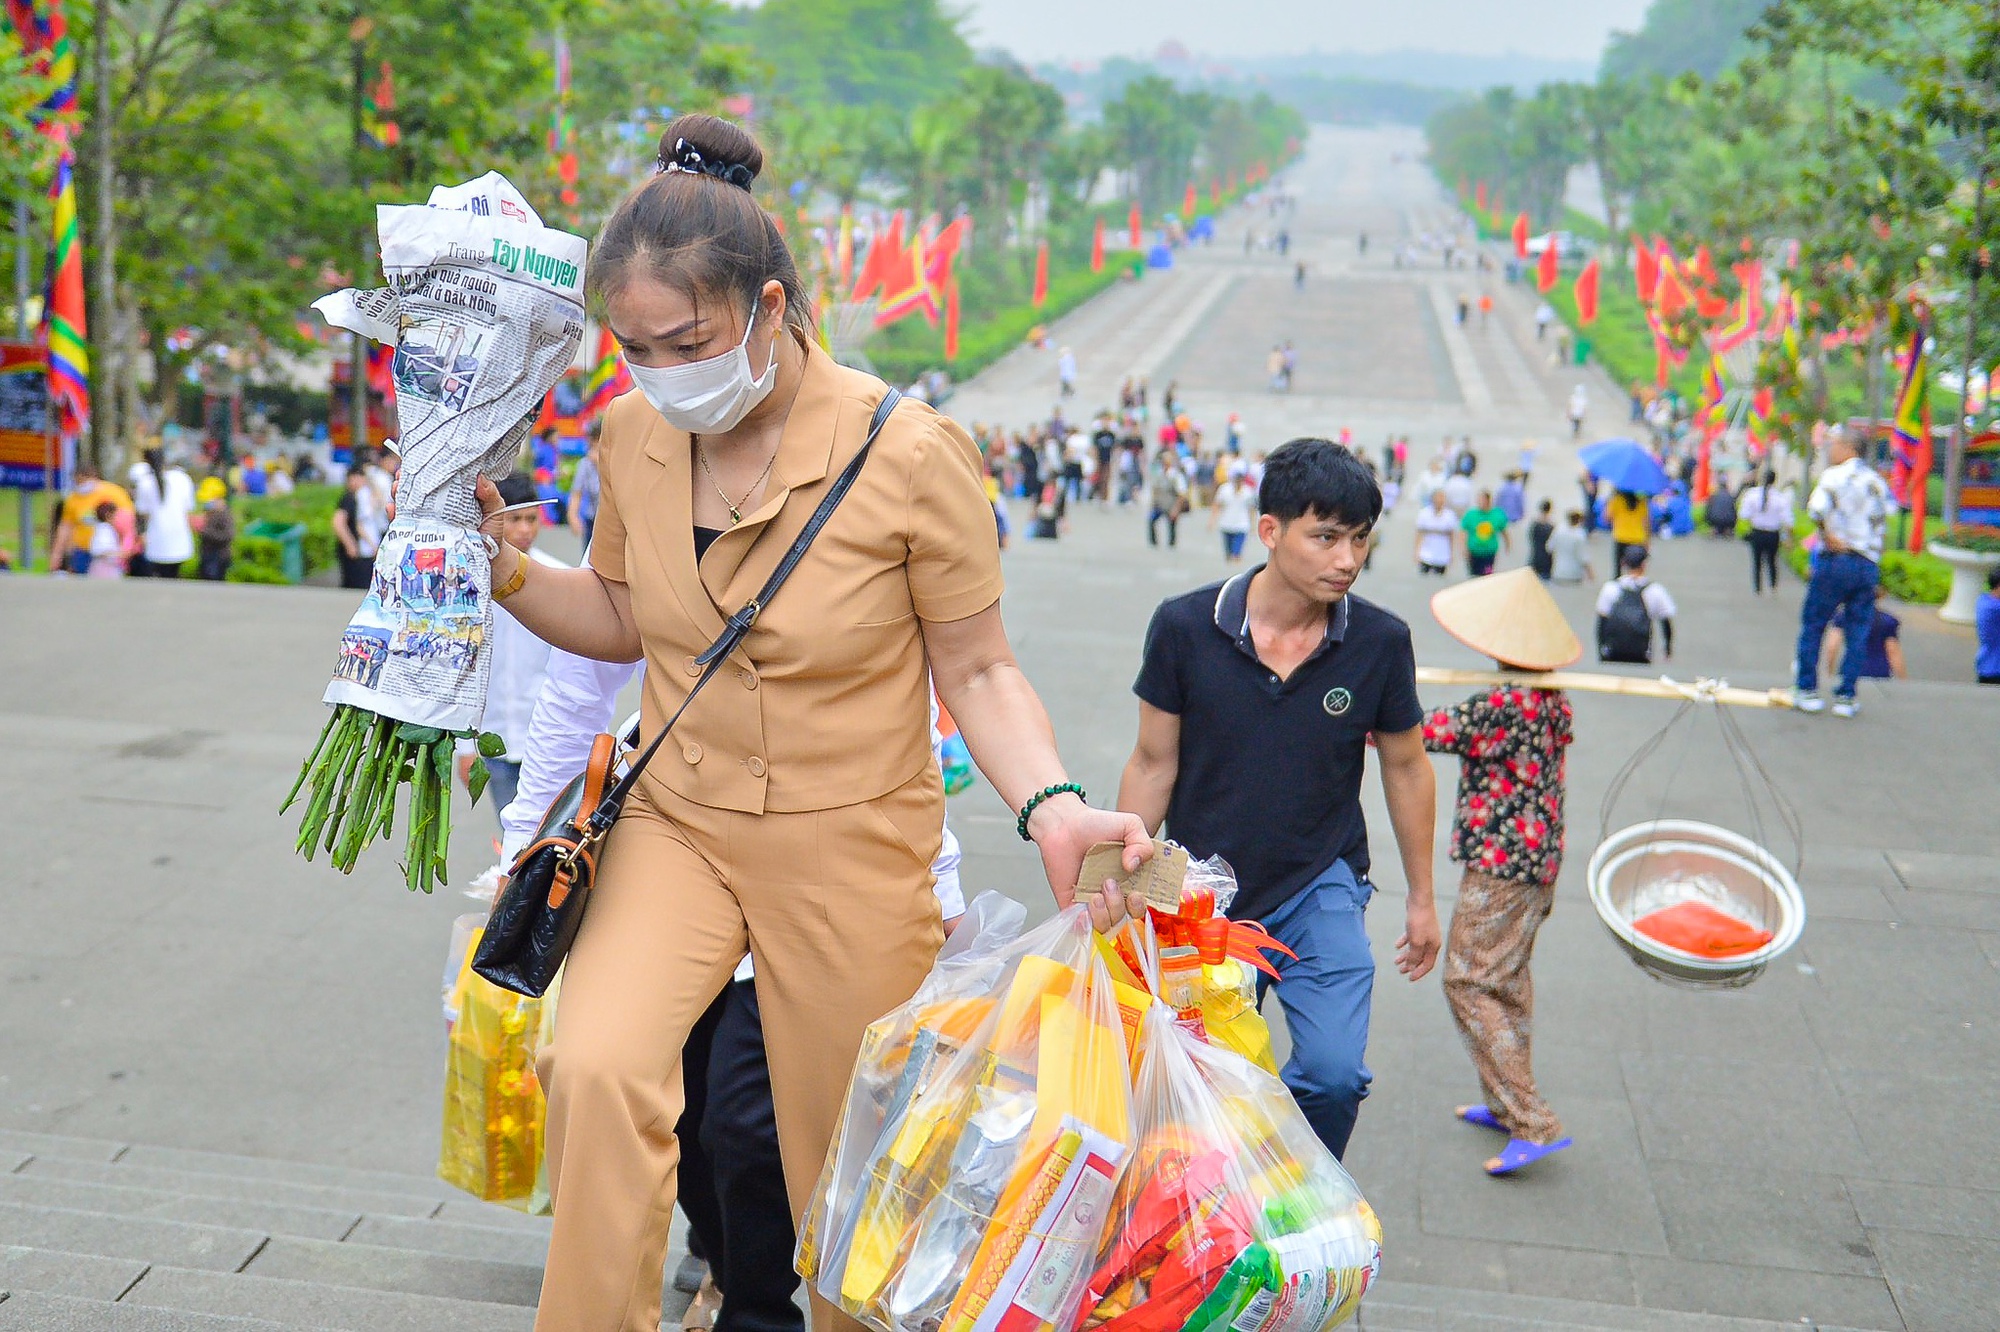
[1601,0,1768,81]
[1103,74,1205,212]
[743,0,971,113]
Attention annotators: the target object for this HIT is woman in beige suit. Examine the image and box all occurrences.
[477,114,1150,1332]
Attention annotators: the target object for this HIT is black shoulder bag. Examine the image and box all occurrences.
[473,389,902,997]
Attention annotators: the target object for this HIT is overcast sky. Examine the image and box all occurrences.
[949,0,1653,65]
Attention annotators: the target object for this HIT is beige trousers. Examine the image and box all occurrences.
[534,771,944,1332]
[1442,867,1564,1145]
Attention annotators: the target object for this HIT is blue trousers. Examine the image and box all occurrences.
[1255,861,1377,1160]
[1794,551,1878,698]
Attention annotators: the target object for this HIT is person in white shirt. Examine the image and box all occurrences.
[1414,457,1447,508]
[1794,425,1893,715]
[1057,345,1077,397]
[496,615,967,1328]
[1567,384,1588,439]
[1210,465,1257,564]
[1442,467,1475,516]
[1738,468,1794,594]
[456,474,563,822]
[1595,546,1676,663]
[133,449,197,577]
[1548,508,1593,584]
[1414,489,1458,575]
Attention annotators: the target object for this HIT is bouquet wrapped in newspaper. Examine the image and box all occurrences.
[282,172,585,893]
[797,897,1149,1332]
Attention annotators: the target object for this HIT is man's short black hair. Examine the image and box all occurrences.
[495,472,538,507]
[1620,545,1648,572]
[1258,438,1381,529]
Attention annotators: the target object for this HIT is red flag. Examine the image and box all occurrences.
[943,277,960,362]
[850,211,904,302]
[1574,257,1601,325]
[1032,239,1049,308]
[1129,202,1142,249]
[1633,235,1659,303]
[1475,180,1488,210]
[1693,427,1715,503]
[1090,216,1104,273]
[1511,213,1529,260]
[1183,182,1196,217]
[1909,401,1932,553]
[1209,179,1219,205]
[1536,239,1559,293]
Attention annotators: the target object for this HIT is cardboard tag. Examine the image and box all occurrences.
[1074,839,1189,911]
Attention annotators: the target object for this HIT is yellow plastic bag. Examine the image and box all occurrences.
[438,922,555,1210]
[800,894,1139,1332]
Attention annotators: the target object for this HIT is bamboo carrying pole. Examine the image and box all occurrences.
[1415,666,1796,710]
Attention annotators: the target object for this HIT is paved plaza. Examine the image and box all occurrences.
[3,126,1998,1330]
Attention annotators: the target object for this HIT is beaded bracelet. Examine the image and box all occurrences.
[1016,782,1086,842]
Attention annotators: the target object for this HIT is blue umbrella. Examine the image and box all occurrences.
[1578,438,1671,495]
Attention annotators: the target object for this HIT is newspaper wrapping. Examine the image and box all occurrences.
[314,172,585,732]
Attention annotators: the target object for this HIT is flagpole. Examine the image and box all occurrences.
[14,193,32,568]
[91,0,113,471]
[348,14,371,462]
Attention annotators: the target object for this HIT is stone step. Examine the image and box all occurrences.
[0,1171,362,1243]
[0,1245,149,1302]
[14,1153,449,1220]
[0,1130,461,1204]
[343,1212,548,1268]
[0,1200,267,1274]
[1363,1280,1823,1331]
[0,1289,330,1331]
[240,1234,544,1308]
[121,1265,537,1332]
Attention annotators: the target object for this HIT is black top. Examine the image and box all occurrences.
[693,524,725,562]
[1134,569,1424,922]
[1528,519,1555,578]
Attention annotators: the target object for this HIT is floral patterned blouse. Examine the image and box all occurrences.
[1422,686,1573,887]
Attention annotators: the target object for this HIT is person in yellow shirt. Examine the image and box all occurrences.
[52,462,134,575]
[1607,488,1651,573]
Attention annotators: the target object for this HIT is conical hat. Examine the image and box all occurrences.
[1429,568,1582,671]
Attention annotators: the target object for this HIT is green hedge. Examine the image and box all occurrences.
[237,484,342,576]
[868,262,1130,386]
[226,536,294,584]
[1781,530,1952,605]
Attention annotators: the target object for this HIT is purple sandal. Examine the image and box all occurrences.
[1486,1136,1572,1176]
[1456,1104,1506,1132]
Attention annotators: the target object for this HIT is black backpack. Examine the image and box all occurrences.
[1600,583,1654,663]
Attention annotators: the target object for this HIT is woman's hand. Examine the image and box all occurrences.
[1028,792,1153,932]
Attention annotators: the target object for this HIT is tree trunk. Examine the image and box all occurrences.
[1944,154,1989,528]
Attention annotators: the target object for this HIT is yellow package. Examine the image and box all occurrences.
[1201,957,1279,1075]
[438,926,549,1209]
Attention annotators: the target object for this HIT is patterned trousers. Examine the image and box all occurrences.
[1443,868,1564,1144]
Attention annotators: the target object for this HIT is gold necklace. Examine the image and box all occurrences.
[695,435,778,526]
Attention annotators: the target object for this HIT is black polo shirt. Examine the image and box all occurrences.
[1133,569,1424,923]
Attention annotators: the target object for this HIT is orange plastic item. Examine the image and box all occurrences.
[1631,901,1773,958]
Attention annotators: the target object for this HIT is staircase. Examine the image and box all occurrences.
[0,1127,703,1331]
[0,1128,1834,1332]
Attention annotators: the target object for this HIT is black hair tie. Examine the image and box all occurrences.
[656,137,756,191]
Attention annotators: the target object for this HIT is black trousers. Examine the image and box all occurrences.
[676,979,803,1332]
[1748,528,1782,593]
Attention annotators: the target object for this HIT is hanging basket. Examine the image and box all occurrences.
[1589,679,1806,990]
[1588,819,1805,988]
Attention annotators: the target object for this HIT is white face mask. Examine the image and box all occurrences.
[626,303,779,434]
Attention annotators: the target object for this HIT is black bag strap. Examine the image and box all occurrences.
[583,388,902,836]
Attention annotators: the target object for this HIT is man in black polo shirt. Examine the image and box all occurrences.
[1118,437,1440,1159]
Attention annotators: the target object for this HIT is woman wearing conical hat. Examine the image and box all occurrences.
[1421,568,1578,1175]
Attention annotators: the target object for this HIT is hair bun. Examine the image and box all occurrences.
[656,114,763,190]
